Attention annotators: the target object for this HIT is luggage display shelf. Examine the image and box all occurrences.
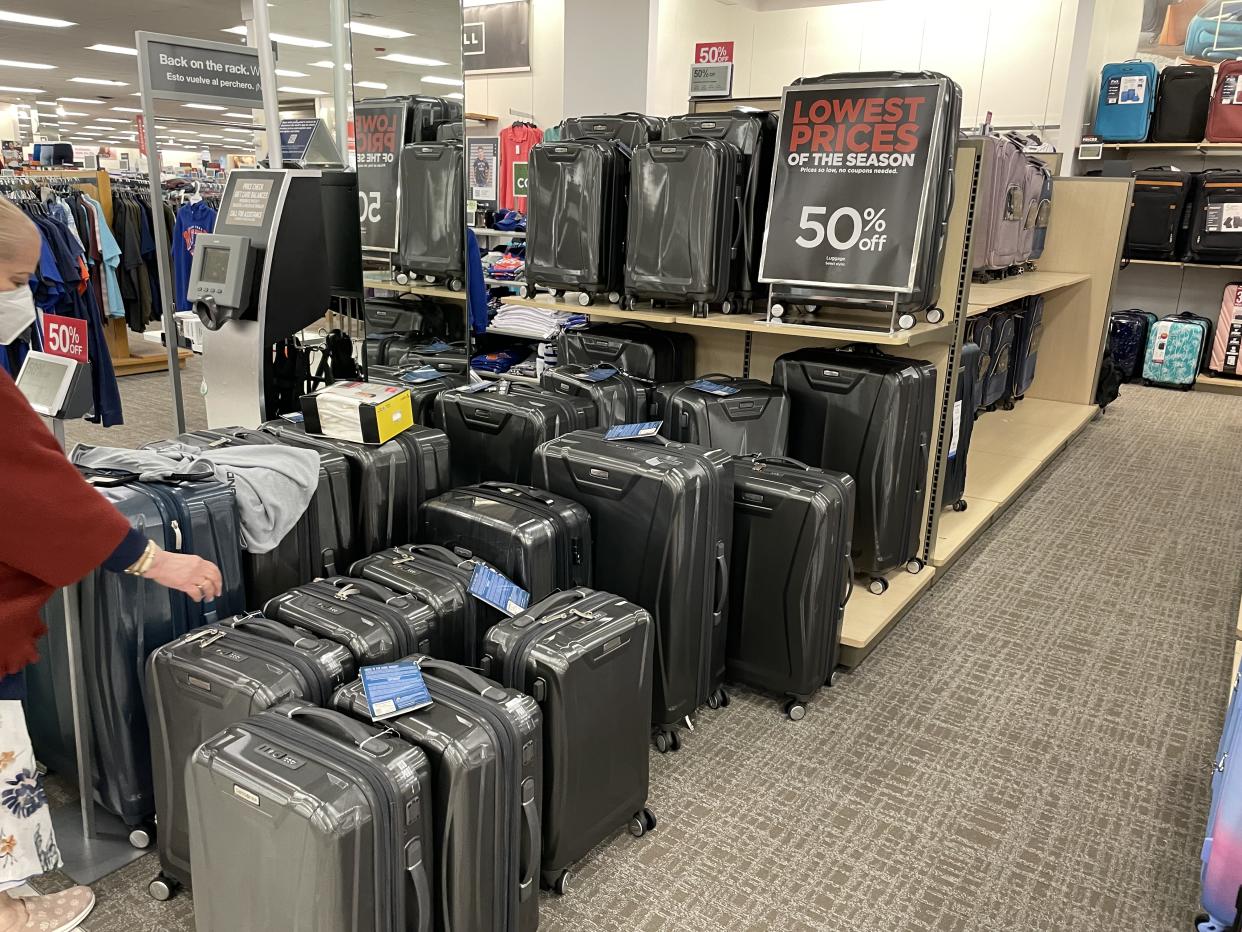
[967,272,1091,316]
[1124,259,1242,272]
[1196,373,1242,396]
[471,227,526,240]
[1098,143,1242,152]
[484,277,522,289]
[363,271,468,303]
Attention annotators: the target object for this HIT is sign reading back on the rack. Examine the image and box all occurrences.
[759,78,946,293]
[137,32,263,109]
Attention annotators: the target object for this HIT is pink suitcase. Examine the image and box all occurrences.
[1211,283,1242,377]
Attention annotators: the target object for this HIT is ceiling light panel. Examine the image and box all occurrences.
[0,11,74,27]
[378,53,446,67]
[0,58,56,70]
[110,106,142,113]
[0,85,43,93]
[421,76,463,86]
[348,21,413,39]
[274,69,307,77]
[86,44,137,55]
[184,103,226,111]
[69,77,128,86]
[278,86,328,96]
[355,81,387,90]
[221,26,329,48]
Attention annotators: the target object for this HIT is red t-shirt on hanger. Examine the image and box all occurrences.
[499,123,543,212]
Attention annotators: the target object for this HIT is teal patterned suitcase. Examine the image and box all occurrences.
[1143,314,1212,389]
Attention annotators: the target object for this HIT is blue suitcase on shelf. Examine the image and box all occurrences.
[1109,309,1157,381]
[970,307,1016,410]
[1143,312,1213,388]
[1198,671,1242,932]
[1094,60,1159,142]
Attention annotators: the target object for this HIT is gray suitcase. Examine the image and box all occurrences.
[189,700,435,932]
[539,364,652,426]
[481,588,657,893]
[366,367,468,427]
[652,375,789,455]
[146,616,356,897]
[333,658,543,932]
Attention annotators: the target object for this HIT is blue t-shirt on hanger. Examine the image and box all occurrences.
[171,200,218,312]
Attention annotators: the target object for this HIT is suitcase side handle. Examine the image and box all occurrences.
[325,575,403,605]
[285,707,394,756]
[713,544,729,617]
[519,777,539,902]
[752,455,815,472]
[228,616,319,649]
[475,481,556,507]
[416,657,509,701]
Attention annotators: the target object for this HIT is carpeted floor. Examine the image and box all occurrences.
[37,378,1242,931]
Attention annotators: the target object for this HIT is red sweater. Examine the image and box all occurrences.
[0,368,133,677]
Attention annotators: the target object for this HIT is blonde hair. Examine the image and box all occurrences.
[0,196,37,264]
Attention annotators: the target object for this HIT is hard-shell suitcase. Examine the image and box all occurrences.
[435,383,596,487]
[1029,166,1054,261]
[539,364,651,425]
[261,419,451,559]
[1208,61,1242,143]
[772,348,935,585]
[148,427,354,605]
[1010,296,1045,399]
[623,137,742,317]
[727,457,854,716]
[146,616,356,895]
[188,701,435,932]
[350,544,504,666]
[395,142,465,289]
[558,322,695,382]
[1152,64,1214,142]
[533,432,733,748]
[771,71,961,319]
[1109,310,1157,381]
[263,576,438,665]
[561,112,664,149]
[526,139,629,304]
[481,588,656,891]
[665,109,778,308]
[421,482,592,600]
[652,375,790,456]
[977,308,1017,409]
[1199,670,1242,932]
[1187,170,1242,264]
[1211,282,1242,376]
[366,366,468,426]
[1144,312,1213,387]
[971,133,1033,273]
[944,342,981,510]
[399,340,471,375]
[332,658,543,932]
[1124,169,1196,260]
[1094,60,1159,142]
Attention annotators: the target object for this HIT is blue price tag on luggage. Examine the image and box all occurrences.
[604,421,663,441]
[419,341,452,353]
[690,379,739,396]
[398,367,446,384]
[279,411,305,423]
[458,381,494,394]
[578,365,618,383]
[360,661,434,721]
[468,564,530,616]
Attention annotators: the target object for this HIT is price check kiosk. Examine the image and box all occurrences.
[189,168,329,427]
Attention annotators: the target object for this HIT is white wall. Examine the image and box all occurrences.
[563,0,655,116]
[465,0,565,129]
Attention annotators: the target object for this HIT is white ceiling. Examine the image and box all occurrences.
[0,0,463,151]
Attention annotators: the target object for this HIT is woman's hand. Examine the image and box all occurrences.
[143,550,223,602]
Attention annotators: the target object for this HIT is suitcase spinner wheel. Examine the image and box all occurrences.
[926,307,945,324]
[784,699,808,722]
[653,727,681,753]
[148,873,178,901]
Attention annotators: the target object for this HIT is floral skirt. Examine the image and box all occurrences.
[0,701,61,890]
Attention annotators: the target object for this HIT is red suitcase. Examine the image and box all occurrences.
[1211,283,1242,377]
[1208,62,1242,143]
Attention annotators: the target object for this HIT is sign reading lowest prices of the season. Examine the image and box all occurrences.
[759,78,946,293]
[354,100,409,252]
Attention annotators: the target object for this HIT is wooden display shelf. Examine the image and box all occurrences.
[363,272,467,302]
[839,567,936,668]
[932,400,1097,569]
[471,227,525,239]
[1124,259,1242,272]
[967,271,1091,315]
[484,277,521,289]
[1100,142,1242,152]
[466,112,498,123]
[500,295,954,347]
[1199,374,1242,396]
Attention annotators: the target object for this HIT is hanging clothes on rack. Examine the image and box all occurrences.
[499,120,543,212]
[172,194,217,312]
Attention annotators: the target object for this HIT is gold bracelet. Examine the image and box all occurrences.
[124,540,158,576]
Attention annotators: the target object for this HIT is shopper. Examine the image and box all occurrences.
[0,196,222,932]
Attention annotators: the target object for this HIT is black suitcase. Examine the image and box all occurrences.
[561,112,664,148]
[533,431,732,750]
[1152,65,1214,143]
[481,588,656,891]
[1109,309,1157,381]
[943,342,980,511]
[1124,168,1196,260]
[435,383,595,487]
[364,296,467,343]
[421,482,592,600]
[1010,296,1044,400]
[526,139,629,304]
[652,374,789,455]
[261,419,450,559]
[770,72,962,320]
[189,700,435,932]
[558,322,695,382]
[399,340,471,375]
[395,142,465,289]
[365,93,462,144]
[1188,169,1242,263]
[623,137,742,317]
[263,576,438,665]
[665,109,778,309]
[146,616,356,895]
[366,366,468,426]
[772,348,935,588]
[727,457,854,716]
[350,544,503,666]
[332,659,543,932]
[539,364,652,426]
[975,308,1016,410]
[147,427,354,605]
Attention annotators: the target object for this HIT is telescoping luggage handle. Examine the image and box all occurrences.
[225,614,323,651]
[476,481,558,508]
[284,706,396,758]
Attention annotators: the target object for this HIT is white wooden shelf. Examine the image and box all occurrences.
[839,567,936,668]
[363,272,466,303]
[472,228,525,239]
[968,271,1091,315]
[1198,374,1242,396]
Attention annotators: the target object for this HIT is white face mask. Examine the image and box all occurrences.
[0,285,35,346]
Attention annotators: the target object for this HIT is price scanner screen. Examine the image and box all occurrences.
[16,354,71,414]
[200,246,231,284]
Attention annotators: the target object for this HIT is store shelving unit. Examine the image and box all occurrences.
[472,227,525,240]
[1124,259,1242,272]
[363,271,467,303]
[1098,142,1242,153]
[1198,374,1242,396]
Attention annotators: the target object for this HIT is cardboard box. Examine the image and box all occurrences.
[300,381,415,444]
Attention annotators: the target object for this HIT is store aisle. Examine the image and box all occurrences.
[33,384,1242,931]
